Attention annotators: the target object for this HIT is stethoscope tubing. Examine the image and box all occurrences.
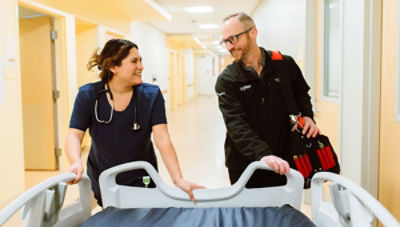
[94,82,141,131]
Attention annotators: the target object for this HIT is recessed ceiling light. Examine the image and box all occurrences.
[198,24,219,30]
[184,6,214,14]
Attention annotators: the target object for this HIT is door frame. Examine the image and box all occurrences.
[19,8,58,170]
[168,50,178,110]
[18,0,76,170]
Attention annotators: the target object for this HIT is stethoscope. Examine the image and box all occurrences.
[94,81,141,131]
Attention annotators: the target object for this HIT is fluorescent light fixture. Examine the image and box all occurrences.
[193,36,207,49]
[184,6,214,14]
[198,24,219,30]
[145,0,172,21]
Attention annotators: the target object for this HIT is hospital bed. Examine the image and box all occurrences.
[0,161,399,226]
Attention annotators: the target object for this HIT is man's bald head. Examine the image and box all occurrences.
[223,12,255,29]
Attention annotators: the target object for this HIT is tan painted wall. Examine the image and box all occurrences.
[179,55,186,105]
[21,0,131,34]
[0,0,26,208]
[76,24,98,87]
[313,0,340,155]
[75,23,98,150]
[379,0,400,219]
[220,55,233,73]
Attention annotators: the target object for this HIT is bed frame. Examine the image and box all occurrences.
[1,161,399,227]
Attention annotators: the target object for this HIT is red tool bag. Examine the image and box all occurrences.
[287,114,340,188]
[269,50,340,189]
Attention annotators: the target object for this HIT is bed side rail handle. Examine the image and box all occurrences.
[99,161,183,206]
[99,161,304,209]
[234,161,303,194]
[0,174,91,226]
[311,172,400,227]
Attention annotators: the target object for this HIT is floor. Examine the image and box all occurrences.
[4,95,312,226]
[158,95,230,188]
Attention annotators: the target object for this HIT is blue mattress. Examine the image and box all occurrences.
[81,204,315,227]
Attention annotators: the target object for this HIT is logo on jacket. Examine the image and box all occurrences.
[240,84,252,91]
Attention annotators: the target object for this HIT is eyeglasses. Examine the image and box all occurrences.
[220,27,254,46]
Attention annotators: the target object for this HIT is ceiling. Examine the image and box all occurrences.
[150,0,261,54]
[18,0,261,54]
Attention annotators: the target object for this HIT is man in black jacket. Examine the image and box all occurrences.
[215,12,320,187]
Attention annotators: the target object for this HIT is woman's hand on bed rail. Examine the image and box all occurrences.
[66,160,84,184]
[174,178,206,202]
[260,155,290,175]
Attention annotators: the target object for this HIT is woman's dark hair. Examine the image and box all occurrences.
[87,39,138,82]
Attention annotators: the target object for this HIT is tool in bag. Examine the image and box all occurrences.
[268,50,340,189]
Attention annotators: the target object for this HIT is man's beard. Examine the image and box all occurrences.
[230,44,250,62]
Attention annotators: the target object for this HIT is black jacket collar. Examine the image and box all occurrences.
[234,47,274,82]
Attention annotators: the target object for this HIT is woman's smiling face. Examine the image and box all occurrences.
[111,47,144,86]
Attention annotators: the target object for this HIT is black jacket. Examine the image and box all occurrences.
[215,48,313,170]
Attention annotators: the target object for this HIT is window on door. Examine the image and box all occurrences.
[323,0,342,99]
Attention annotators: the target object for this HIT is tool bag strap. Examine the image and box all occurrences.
[266,50,301,117]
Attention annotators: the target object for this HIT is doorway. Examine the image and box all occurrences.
[18,6,59,170]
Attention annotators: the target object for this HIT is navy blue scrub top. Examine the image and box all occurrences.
[69,81,167,205]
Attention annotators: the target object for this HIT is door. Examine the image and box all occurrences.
[19,15,57,170]
[179,55,186,105]
[312,0,341,154]
[169,52,178,110]
[379,0,400,220]
[197,55,217,95]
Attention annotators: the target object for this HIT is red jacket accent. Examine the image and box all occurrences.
[271,50,283,60]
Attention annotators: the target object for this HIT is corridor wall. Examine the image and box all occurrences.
[0,0,25,209]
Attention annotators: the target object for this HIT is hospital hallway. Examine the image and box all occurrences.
[2,0,400,225]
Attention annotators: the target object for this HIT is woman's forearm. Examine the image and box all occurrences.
[153,124,183,183]
[64,128,85,164]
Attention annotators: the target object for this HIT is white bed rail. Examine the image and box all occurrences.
[0,173,91,227]
[311,172,400,227]
[99,161,304,209]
